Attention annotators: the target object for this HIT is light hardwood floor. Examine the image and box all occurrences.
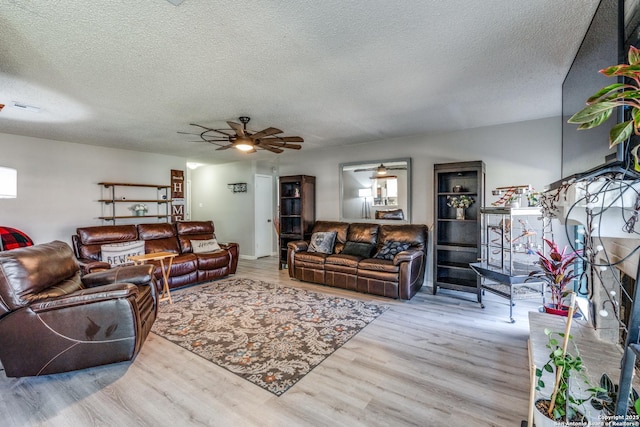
[0,257,543,427]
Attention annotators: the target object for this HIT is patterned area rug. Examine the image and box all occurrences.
[151,277,388,396]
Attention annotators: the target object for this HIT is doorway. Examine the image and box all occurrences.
[254,174,274,258]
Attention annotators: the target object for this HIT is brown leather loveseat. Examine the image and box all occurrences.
[287,221,428,300]
[0,240,158,377]
[73,221,238,290]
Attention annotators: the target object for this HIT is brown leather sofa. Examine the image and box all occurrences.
[287,221,428,300]
[73,221,238,290]
[0,240,158,377]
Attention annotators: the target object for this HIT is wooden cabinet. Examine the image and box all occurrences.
[278,175,315,269]
[433,161,485,303]
[98,182,172,223]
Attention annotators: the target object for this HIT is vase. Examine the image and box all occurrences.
[533,399,587,427]
[543,303,581,318]
[456,208,465,220]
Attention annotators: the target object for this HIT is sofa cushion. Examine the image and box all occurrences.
[137,223,180,254]
[325,254,360,268]
[341,241,375,258]
[191,238,221,254]
[311,221,349,253]
[346,223,379,245]
[196,251,231,270]
[176,221,216,253]
[100,240,145,266]
[295,251,328,264]
[358,258,400,273]
[308,231,337,254]
[75,225,138,261]
[375,208,404,220]
[374,241,410,260]
[0,241,81,312]
[378,224,428,252]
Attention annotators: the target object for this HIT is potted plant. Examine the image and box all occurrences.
[529,238,579,316]
[534,325,603,426]
[446,195,474,220]
[526,189,541,207]
[130,203,148,216]
[591,373,640,422]
[568,45,640,171]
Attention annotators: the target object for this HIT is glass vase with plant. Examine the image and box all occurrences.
[446,195,474,209]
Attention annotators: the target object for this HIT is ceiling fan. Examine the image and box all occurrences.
[179,116,304,154]
[354,163,407,175]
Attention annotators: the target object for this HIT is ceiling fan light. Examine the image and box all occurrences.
[235,142,254,151]
[377,165,387,175]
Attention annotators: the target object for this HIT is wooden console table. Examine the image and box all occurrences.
[128,251,177,304]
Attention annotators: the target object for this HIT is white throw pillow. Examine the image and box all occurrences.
[100,240,145,267]
[191,238,221,253]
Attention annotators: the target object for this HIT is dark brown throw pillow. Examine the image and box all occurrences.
[341,241,375,258]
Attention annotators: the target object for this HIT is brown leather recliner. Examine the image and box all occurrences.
[0,240,158,377]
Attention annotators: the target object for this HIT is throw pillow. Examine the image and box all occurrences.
[341,241,375,258]
[191,238,221,253]
[374,241,411,260]
[308,231,337,254]
[100,240,145,267]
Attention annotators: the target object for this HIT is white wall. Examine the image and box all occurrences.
[189,161,278,258]
[0,133,186,246]
[278,117,562,227]
[0,117,561,257]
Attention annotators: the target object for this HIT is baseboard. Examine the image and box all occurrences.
[239,254,257,260]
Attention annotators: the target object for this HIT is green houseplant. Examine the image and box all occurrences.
[591,373,640,420]
[568,45,640,171]
[535,327,603,425]
[529,238,579,316]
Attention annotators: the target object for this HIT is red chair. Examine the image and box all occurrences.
[0,227,34,251]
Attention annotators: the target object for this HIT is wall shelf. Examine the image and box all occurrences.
[98,182,172,224]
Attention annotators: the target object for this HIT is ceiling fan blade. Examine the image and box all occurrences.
[216,144,234,151]
[260,136,304,143]
[227,121,245,137]
[251,127,282,140]
[260,145,284,154]
[353,167,375,172]
[260,141,302,150]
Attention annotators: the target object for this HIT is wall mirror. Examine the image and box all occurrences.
[339,158,411,223]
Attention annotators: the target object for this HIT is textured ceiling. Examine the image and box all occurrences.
[0,0,599,164]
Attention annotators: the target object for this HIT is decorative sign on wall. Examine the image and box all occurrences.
[227,182,248,193]
[171,169,185,221]
[171,169,184,199]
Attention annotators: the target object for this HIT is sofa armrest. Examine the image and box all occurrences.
[393,249,423,265]
[219,242,239,274]
[287,240,308,252]
[77,258,112,275]
[31,283,139,312]
[81,264,155,288]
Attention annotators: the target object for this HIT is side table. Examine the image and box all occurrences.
[128,251,178,304]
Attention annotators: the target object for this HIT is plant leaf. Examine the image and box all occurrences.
[568,102,616,125]
[630,46,640,65]
[610,119,634,147]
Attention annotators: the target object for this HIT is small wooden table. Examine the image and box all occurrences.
[128,251,178,304]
